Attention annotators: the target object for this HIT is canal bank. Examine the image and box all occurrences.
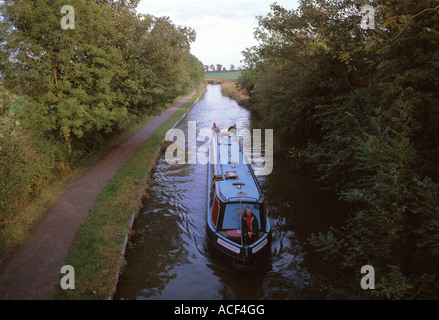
[106,83,208,300]
[52,83,206,300]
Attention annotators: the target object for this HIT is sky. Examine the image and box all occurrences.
[136,0,300,69]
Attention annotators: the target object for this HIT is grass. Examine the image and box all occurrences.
[205,71,242,80]
[52,82,206,300]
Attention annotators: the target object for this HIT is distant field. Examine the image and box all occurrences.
[205,71,242,80]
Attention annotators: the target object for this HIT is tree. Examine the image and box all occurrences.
[0,0,204,154]
[239,0,439,299]
[1,0,129,154]
[0,0,205,254]
[230,64,235,71]
[216,63,222,72]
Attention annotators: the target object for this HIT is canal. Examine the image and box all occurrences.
[114,84,346,300]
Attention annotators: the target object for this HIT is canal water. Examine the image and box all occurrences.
[114,84,346,300]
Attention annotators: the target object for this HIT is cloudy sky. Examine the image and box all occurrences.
[137,0,300,69]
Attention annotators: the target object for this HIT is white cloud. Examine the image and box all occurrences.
[137,0,299,68]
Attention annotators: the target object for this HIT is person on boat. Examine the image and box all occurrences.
[241,206,259,245]
[228,124,237,132]
[212,122,220,133]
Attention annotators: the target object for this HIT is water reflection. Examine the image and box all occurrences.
[115,85,346,300]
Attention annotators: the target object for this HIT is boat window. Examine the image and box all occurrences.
[221,203,261,230]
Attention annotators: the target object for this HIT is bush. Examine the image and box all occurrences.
[0,89,63,221]
[0,90,32,220]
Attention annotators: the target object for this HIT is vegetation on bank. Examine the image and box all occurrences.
[220,81,250,108]
[0,0,205,259]
[239,0,439,299]
[53,83,206,300]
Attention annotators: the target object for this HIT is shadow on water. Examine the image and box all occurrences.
[114,85,348,300]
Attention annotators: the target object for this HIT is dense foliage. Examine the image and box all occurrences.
[239,0,439,299]
[0,1,204,231]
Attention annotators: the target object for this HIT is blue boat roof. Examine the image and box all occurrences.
[213,133,262,203]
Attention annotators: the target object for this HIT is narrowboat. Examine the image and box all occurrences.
[206,130,271,268]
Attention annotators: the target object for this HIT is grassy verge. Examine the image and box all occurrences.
[52,82,206,300]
